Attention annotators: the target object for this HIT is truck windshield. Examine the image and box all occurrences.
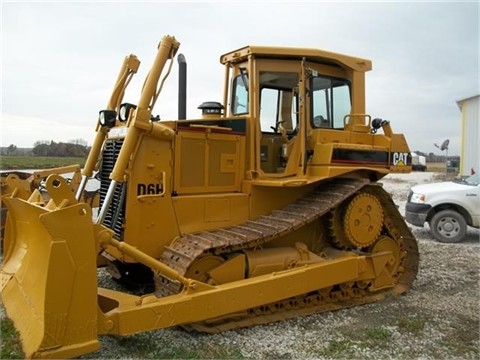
[463,173,479,186]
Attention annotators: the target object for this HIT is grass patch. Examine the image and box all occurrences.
[322,339,361,357]
[397,317,426,334]
[0,155,86,170]
[156,342,245,359]
[330,323,395,355]
[0,315,25,359]
[442,317,480,358]
[366,327,392,341]
[444,340,480,358]
[364,326,393,350]
[82,332,246,359]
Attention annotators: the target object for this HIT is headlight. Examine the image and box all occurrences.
[410,193,426,204]
[119,103,137,122]
[98,110,117,128]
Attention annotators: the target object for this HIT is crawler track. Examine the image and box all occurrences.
[155,178,419,332]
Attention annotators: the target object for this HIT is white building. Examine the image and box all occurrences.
[456,94,479,176]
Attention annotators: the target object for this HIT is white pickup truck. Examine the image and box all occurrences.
[405,173,480,242]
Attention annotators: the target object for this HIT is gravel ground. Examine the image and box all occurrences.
[2,172,479,359]
[84,172,479,359]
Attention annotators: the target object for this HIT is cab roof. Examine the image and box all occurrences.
[220,45,372,72]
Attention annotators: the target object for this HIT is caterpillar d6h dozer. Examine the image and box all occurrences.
[1,35,419,359]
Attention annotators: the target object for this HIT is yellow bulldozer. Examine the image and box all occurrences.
[1,35,419,359]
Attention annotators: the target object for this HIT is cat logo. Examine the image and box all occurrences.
[392,152,410,166]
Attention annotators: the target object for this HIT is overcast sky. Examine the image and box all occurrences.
[1,1,478,156]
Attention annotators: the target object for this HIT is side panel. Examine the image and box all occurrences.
[122,136,179,260]
[171,124,249,234]
[173,128,245,194]
[172,193,250,234]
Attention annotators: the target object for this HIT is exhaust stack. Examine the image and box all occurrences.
[177,53,187,120]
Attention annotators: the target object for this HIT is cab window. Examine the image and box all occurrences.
[311,76,351,129]
[232,74,248,115]
[259,72,299,133]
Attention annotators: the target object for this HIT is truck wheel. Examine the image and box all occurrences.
[429,209,467,243]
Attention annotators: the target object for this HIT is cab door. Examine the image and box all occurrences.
[254,59,307,177]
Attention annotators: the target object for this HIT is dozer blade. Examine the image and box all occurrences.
[1,196,100,359]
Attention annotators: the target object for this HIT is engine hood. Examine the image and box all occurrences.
[410,181,471,194]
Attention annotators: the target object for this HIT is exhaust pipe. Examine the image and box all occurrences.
[177,53,187,120]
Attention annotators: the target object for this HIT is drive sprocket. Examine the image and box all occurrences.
[329,191,384,249]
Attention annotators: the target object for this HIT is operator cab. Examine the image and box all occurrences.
[222,45,371,178]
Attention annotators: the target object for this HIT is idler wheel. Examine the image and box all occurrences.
[185,255,225,284]
[369,235,401,276]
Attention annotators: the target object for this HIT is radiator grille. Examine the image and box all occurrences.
[99,139,125,240]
